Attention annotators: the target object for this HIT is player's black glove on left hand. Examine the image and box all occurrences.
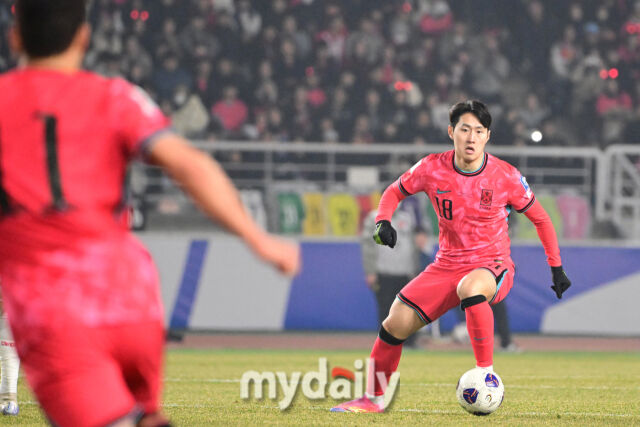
[373,220,397,248]
[550,266,571,299]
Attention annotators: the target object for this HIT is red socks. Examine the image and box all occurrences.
[368,295,494,398]
[369,327,404,396]
[462,296,494,368]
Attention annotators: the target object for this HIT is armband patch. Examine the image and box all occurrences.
[520,176,532,198]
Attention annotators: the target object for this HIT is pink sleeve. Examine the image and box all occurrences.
[375,180,406,222]
[523,200,562,267]
[508,169,536,214]
[375,157,428,222]
[110,79,171,158]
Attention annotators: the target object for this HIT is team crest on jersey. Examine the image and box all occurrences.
[480,189,493,207]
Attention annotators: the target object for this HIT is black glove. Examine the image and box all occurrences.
[550,266,571,299]
[373,220,397,248]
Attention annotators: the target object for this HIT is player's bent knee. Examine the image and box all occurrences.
[382,299,423,340]
[381,317,411,341]
[456,272,495,300]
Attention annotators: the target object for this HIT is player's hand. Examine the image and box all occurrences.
[365,274,377,289]
[251,232,301,277]
[373,220,397,248]
[550,266,571,299]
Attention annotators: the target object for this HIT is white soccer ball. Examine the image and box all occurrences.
[455,367,505,415]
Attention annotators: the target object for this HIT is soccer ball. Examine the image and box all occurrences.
[455,367,504,415]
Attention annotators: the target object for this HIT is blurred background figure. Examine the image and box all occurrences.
[0,298,19,416]
[361,202,423,348]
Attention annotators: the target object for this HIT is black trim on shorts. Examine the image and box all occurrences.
[476,266,509,304]
[479,266,508,281]
[516,196,536,213]
[397,292,431,324]
[398,180,413,197]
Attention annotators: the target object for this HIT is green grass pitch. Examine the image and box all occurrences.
[10,348,640,425]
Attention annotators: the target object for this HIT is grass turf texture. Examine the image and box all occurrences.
[10,349,640,425]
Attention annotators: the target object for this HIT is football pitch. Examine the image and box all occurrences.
[12,347,639,425]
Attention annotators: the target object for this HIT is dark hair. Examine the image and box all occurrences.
[449,100,492,129]
[15,0,87,59]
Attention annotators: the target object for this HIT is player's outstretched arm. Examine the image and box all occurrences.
[372,181,407,248]
[522,199,571,298]
[147,134,300,276]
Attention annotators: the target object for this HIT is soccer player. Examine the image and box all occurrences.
[0,1,300,426]
[331,100,571,413]
[0,299,19,416]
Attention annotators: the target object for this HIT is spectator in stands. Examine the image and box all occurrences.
[120,35,153,80]
[211,86,249,136]
[388,3,414,47]
[315,118,340,143]
[352,115,375,145]
[329,87,356,141]
[152,52,192,101]
[346,17,384,66]
[412,109,443,144]
[317,16,349,65]
[596,79,633,146]
[2,1,639,147]
[516,93,550,131]
[281,15,312,60]
[275,38,306,93]
[212,58,248,101]
[213,12,241,61]
[179,15,219,65]
[266,107,289,142]
[171,85,210,139]
[153,18,180,60]
[470,31,510,104]
[417,0,453,35]
[236,0,263,44]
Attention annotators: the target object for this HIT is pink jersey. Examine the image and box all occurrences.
[0,68,170,327]
[397,150,534,266]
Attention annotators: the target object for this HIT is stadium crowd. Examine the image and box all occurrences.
[2,0,640,148]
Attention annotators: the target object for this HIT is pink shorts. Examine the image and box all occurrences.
[397,260,514,324]
[14,320,165,427]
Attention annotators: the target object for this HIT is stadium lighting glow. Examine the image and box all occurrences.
[531,130,543,143]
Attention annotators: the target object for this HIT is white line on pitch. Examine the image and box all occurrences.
[164,378,639,391]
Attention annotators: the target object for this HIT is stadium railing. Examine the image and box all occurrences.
[133,142,638,239]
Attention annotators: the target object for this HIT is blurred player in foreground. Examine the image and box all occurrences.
[0,298,19,416]
[332,100,571,413]
[0,1,300,426]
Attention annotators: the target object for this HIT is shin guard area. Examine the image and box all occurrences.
[462,296,494,368]
[369,326,404,396]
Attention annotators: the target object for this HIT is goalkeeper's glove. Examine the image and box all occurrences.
[550,266,571,299]
[373,220,397,248]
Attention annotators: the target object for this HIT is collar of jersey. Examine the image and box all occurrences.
[452,152,488,177]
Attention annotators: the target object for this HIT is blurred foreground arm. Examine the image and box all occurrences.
[148,134,300,276]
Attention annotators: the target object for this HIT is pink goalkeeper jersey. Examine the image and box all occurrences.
[397,150,535,266]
